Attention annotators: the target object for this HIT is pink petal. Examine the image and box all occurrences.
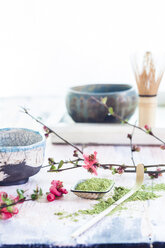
[12,207,19,215]
[0,212,13,220]
[82,164,89,169]
[83,154,89,161]
[94,151,97,157]
[91,166,98,176]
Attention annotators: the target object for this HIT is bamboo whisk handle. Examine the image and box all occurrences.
[138,96,157,128]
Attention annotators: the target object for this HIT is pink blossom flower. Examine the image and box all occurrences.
[83,151,98,166]
[0,192,8,203]
[144,124,153,135]
[144,124,150,131]
[13,196,24,204]
[157,168,162,177]
[12,207,19,215]
[0,191,19,220]
[59,188,68,194]
[160,145,165,150]
[49,186,62,197]
[51,180,63,189]
[47,193,55,202]
[0,212,13,220]
[132,145,140,152]
[43,126,49,132]
[83,164,98,175]
[47,180,68,201]
[148,168,162,179]
[82,151,98,175]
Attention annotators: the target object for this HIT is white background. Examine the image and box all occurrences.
[0,0,165,97]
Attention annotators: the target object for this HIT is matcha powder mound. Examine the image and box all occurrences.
[75,178,113,192]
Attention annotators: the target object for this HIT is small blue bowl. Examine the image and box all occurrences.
[0,128,46,186]
[66,84,137,123]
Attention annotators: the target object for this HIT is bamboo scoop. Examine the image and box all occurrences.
[71,164,144,239]
[133,52,164,128]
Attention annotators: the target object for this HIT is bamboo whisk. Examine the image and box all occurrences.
[133,51,164,128]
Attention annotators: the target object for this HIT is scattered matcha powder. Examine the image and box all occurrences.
[54,183,165,221]
[109,205,128,216]
[142,183,165,192]
[77,186,159,216]
[75,178,113,192]
[54,212,64,216]
[72,218,78,222]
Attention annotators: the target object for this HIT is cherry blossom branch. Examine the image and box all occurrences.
[92,97,165,145]
[100,163,165,169]
[0,198,31,210]
[125,169,165,175]
[128,122,137,169]
[45,162,165,175]
[22,105,165,178]
[0,181,68,219]
[21,107,83,155]
[47,165,81,172]
[42,158,83,169]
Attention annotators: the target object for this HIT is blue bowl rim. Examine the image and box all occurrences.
[0,128,45,152]
[67,83,136,96]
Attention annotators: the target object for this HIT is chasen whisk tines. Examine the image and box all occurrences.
[132,51,164,128]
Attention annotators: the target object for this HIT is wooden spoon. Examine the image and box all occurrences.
[71,163,144,239]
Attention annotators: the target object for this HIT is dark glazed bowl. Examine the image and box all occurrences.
[66,84,137,123]
[0,128,46,186]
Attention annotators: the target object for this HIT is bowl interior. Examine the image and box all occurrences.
[71,84,132,94]
[0,128,43,147]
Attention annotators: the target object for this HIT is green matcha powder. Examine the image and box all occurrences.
[54,179,165,221]
[75,178,113,192]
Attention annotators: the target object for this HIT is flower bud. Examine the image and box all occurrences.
[73,150,78,157]
[49,186,62,197]
[160,145,165,150]
[132,145,140,152]
[144,125,150,131]
[45,133,49,138]
[127,134,132,140]
[47,193,55,202]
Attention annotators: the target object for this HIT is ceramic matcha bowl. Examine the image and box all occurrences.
[66,84,137,123]
[0,128,45,186]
